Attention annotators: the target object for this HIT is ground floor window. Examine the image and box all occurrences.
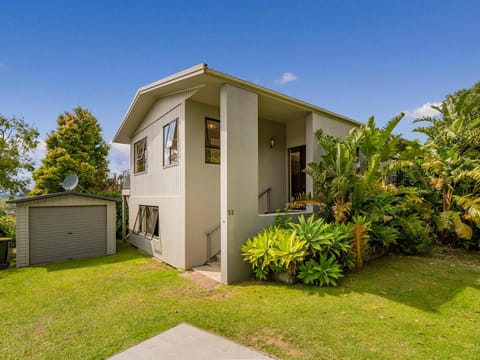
[133,205,159,238]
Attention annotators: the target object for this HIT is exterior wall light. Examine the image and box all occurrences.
[269,137,275,149]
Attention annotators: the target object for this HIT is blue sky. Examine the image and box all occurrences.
[1,0,479,174]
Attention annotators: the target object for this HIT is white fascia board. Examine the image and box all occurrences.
[137,63,207,94]
[113,64,208,144]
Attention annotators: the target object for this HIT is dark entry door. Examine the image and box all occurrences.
[288,145,306,201]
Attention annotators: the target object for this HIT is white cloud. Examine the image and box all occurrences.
[404,102,441,119]
[276,72,298,84]
[31,139,47,166]
[108,142,130,175]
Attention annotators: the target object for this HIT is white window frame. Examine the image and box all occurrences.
[134,137,147,174]
[163,118,178,167]
[133,205,159,239]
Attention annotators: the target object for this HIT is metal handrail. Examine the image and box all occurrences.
[258,187,272,213]
[205,224,220,263]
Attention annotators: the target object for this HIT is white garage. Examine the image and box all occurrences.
[8,192,117,267]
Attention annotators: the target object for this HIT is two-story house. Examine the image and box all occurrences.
[113,64,360,284]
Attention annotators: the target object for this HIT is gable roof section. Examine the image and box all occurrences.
[7,192,119,204]
[113,63,361,144]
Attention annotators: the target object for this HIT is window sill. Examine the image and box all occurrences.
[163,163,178,169]
[133,232,159,239]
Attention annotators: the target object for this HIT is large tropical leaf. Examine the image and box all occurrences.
[439,211,473,240]
[454,194,480,226]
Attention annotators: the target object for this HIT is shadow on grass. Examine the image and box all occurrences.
[43,241,150,272]
[234,251,480,313]
[0,242,149,276]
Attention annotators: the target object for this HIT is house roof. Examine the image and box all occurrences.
[7,192,120,204]
[113,63,362,144]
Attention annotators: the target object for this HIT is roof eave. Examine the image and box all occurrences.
[204,67,362,126]
[7,191,120,204]
[113,63,362,144]
[113,63,208,144]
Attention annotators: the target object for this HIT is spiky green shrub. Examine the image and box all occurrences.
[289,215,334,255]
[243,215,354,286]
[297,256,344,286]
[272,230,307,274]
[241,226,277,280]
[241,226,306,280]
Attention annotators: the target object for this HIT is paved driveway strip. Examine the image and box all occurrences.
[108,323,274,360]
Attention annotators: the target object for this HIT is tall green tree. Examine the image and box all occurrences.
[0,114,39,194]
[32,107,109,195]
[414,83,480,247]
[450,81,480,121]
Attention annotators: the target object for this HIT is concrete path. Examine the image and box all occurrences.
[192,261,221,282]
[108,323,274,360]
[180,271,221,290]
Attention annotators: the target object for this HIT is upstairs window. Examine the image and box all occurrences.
[134,137,147,174]
[205,118,220,164]
[163,119,178,167]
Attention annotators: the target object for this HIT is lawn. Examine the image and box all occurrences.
[1,242,479,360]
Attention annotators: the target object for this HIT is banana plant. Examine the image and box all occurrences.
[303,114,407,266]
[415,92,480,246]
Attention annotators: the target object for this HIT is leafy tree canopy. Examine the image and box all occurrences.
[414,81,480,246]
[450,80,480,121]
[0,114,39,194]
[32,107,109,195]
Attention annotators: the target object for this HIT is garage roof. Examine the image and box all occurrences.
[7,192,119,204]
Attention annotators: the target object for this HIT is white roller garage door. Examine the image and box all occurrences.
[29,206,107,265]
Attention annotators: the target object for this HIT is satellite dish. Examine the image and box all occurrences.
[62,174,79,191]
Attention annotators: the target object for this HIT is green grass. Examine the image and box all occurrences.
[1,243,479,359]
